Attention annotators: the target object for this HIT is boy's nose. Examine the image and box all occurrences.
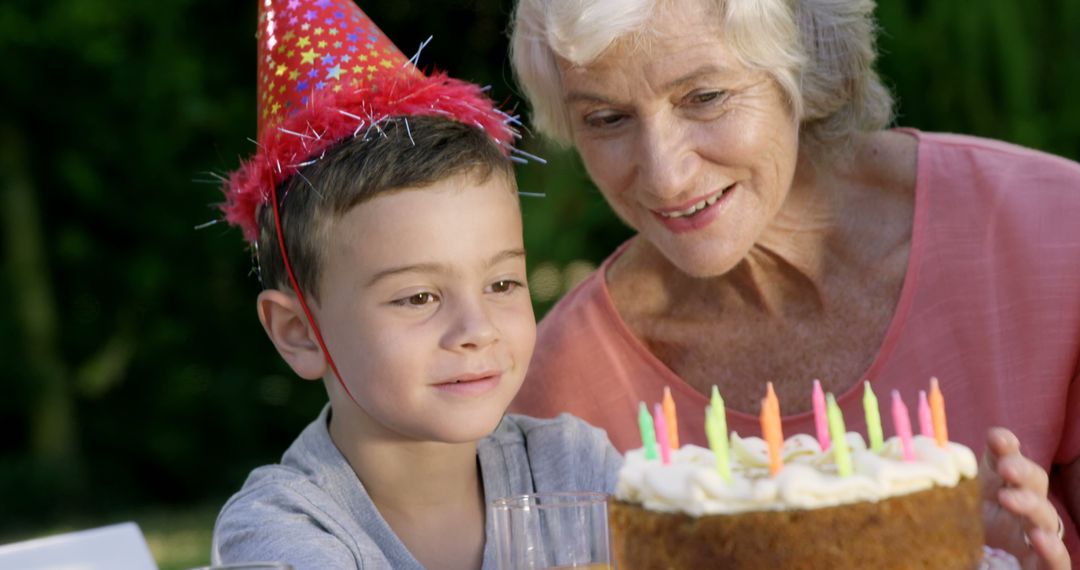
[442,301,498,350]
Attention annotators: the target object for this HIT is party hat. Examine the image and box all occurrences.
[221,0,517,241]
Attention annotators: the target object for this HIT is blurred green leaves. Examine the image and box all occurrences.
[877,0,1080,157]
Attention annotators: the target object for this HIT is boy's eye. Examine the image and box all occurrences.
[396,292,438,307]
[490,280,522,294]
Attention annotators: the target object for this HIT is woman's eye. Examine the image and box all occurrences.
[490,280,522,294]
[688,90,724,105]
[583,112,625,129]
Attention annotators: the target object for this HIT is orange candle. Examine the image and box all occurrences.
[760,383,784,476]
[766,382,780,417]
[929,377,949,447]
[662,386,680,450]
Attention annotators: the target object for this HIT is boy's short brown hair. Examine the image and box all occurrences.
[255,115,515,299]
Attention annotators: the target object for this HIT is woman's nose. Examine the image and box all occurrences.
[637,117,698,199]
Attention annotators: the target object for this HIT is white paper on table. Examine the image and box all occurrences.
[0,522,158,570]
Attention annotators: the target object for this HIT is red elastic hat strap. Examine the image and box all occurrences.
[269,183,360,407]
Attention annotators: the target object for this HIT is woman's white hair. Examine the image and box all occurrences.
[510,0,894,151]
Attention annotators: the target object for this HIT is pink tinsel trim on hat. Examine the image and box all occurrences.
[221,71,515,242]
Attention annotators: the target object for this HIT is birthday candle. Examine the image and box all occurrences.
[812,379,830,451]
[918,390,935,438]
[710,385,724,419]
[766,382,780,417]
[760,386,784,476]
[708,386,734,481]
[826,394,853,477]
[863,381,884,452]
[705,404,732,483]
[929,378,949,447]
[638,402,658,460]
[662,386,680,450]
[891,390,916,461]
[653,403,671,465]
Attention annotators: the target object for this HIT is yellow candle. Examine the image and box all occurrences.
[929,377,949,447]
[705,403,732,483]
[863,381,884,452]
[710,385,724,419]
[826,394,853,477]
[662,386,680,450]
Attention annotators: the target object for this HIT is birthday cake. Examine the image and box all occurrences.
[609,385,985,569]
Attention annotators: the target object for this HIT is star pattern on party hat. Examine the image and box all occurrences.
[255,0,417,137]
[221,0,519,242]
[216,0,528,414]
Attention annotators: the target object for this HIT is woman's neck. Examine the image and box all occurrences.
[746,143,855,311]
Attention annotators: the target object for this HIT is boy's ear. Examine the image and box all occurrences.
[256,289,327,381]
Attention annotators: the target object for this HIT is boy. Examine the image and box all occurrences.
[211,1,621,569]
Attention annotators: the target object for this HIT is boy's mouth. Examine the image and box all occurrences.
[436,371,500,384]
[432,371,502,396]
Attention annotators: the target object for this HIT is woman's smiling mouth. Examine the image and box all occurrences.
[656,187,729,219]
[651,184,736,232]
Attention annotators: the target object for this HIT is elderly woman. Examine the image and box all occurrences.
[508,0,1079,565]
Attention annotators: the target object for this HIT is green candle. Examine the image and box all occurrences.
[638,401,658,460]
[863,380,884,452]
[710,385,723,416]
[705,389,732,483]
[826,394,853,477]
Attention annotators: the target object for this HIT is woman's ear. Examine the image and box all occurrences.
[256,289,327,381]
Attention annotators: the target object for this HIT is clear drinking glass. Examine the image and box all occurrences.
[184,563,293,570]
[491,492,612,570]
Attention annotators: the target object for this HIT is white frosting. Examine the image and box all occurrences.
[615,433,977,515]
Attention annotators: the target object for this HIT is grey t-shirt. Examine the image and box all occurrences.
[212,405,622,569]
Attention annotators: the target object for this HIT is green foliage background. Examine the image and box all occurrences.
[0,0,1077,560]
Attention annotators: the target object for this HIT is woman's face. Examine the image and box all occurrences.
[559,0,800,277]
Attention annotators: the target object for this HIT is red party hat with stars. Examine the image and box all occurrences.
[221,0,517,242]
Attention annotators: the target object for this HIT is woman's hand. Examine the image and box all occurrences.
[980,427,1071,569]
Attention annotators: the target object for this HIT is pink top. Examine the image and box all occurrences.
[512,131,1080,555]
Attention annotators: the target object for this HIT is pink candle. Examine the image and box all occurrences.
[917,390,934,438]
[653,403,671,465]
[891,390,916,461]
[812,379,830,451]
